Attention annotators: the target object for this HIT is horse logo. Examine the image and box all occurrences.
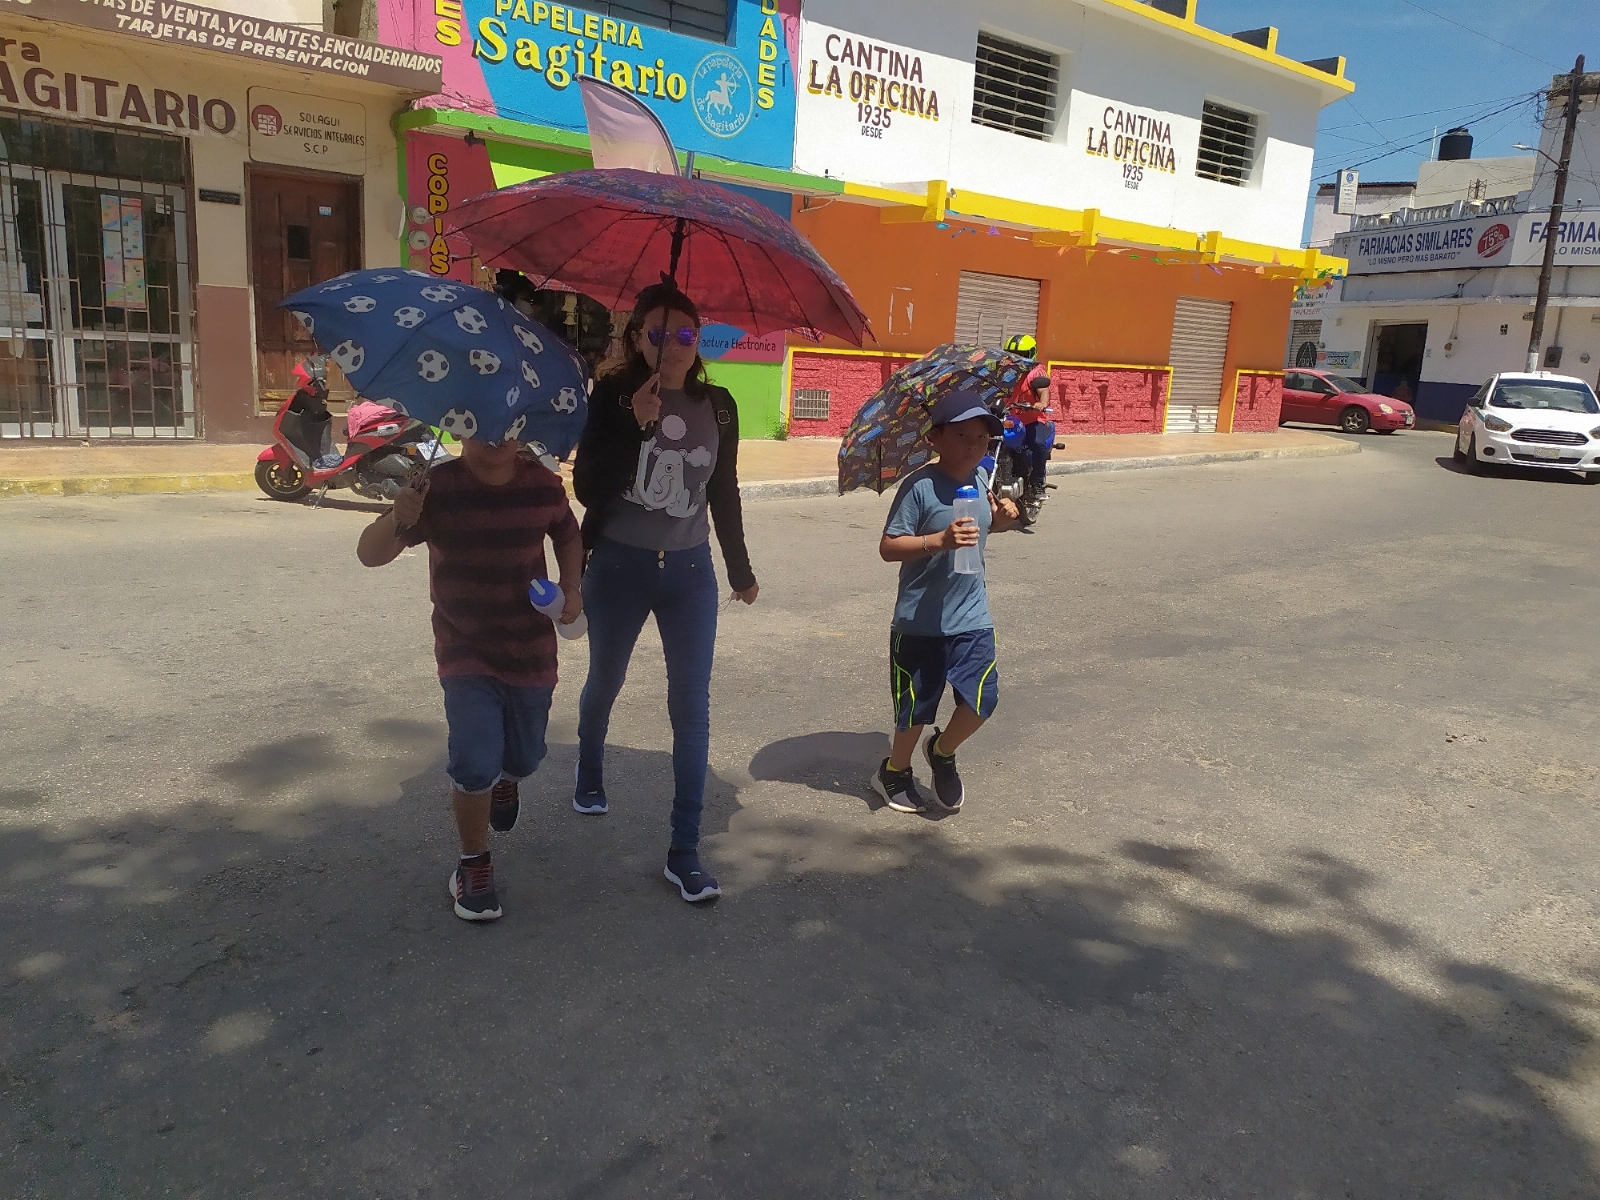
[691,53,753,139]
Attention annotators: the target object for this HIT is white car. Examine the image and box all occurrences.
[1455,372,1600,482]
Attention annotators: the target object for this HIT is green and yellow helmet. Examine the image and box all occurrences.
[1004,333,1038,359]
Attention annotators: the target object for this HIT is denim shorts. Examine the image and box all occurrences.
[889,628,1000,730]
[440,675,553,795]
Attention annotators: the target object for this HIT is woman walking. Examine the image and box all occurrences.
[572,281,759,902]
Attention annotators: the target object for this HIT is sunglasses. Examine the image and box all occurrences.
[646,326,700,347]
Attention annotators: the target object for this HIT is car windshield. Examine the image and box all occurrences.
[1321,375,1364,394]
[1488,381,1600,414]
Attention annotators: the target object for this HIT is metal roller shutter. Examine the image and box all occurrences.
[1165,296,1233,433]
[954,271,1041,348]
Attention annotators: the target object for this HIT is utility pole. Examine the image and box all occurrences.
[1527,54,1585,373]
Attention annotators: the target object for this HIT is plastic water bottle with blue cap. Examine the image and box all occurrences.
[528,578,587,639]
[952,485,983,575]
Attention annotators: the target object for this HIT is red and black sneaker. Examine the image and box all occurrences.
[489,779,520,833]
[449,852,502,921]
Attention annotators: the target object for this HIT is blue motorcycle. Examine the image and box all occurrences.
[987,373,1055,526]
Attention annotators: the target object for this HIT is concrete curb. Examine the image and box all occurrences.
[0,472,257,499]
[1,437,1359,502]
[739,436,1360,501]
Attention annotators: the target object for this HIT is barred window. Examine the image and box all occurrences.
[791,388,831,422]
[971,32,1059,140]
[602,0,728,42]
[1195,100,1258,186]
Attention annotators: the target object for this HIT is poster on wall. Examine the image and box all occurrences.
[405,131,497,280]
[380,0,798,170]
[100,195,147,310]
[793,21,957,185]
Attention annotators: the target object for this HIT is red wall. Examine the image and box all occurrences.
[1051,365,1169,434]
[789,351,918,438]
[1232,372,1285,432]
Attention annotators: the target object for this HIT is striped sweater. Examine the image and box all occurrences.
[400,457,581,688]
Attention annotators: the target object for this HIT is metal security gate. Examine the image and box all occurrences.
[954,271,1040,348]
[0,113,195,439]
[1165,296,1232,433]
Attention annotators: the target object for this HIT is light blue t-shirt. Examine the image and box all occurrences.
[883,463,993,636]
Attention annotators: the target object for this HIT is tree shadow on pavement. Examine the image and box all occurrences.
[3,743,1599,1200]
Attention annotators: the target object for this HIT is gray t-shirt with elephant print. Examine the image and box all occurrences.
[602,388,721,552]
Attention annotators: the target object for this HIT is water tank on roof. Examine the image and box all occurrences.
[1439,127,1473,161]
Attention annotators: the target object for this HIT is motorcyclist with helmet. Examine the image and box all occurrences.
[1004,333,1053,505]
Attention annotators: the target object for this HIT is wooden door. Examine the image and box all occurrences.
[249,171,361,409]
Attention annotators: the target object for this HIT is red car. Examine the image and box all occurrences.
[1280,369,1416,434]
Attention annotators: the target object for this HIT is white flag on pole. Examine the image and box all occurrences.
[577,76,681,176]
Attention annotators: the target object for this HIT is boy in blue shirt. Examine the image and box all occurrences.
[873,389,1020,814]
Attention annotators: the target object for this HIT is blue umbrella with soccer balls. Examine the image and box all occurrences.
[281,268,590,458]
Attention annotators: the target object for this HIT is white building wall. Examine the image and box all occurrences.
[1308,184,1413,248]
[1530,74,1600,211]
[795,0,1339,249]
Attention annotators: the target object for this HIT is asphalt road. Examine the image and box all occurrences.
[6,429,1600,1199]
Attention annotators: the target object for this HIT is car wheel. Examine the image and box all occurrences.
[1465,433,1486,475]
[1583,471,1600,486]
[1340,406,1371,434]
[1453,433,1467,463]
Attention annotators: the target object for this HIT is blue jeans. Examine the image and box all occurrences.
[440,676,553,795]
[577,538,719,849]
[1023,423,1052,487]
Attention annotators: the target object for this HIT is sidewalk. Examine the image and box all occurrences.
[0,429,1356,499]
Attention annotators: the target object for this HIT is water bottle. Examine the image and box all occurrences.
[952,485,983,576]
[528,579,587,639]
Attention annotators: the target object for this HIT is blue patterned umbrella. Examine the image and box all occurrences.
[281,268,590,458]
[838,345,1036,494]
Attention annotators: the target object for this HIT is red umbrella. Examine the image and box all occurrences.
[447,168,872,347]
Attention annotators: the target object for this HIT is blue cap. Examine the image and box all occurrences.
[929,388,1003,434]
[955,485,979,499]
[528,579,561,610]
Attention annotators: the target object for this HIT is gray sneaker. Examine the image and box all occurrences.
[923,729,964,812]
[871,757,929,813]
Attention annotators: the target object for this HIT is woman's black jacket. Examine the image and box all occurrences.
[571,370,756,593]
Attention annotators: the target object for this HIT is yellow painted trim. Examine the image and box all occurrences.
[881,180,948,225]
[1048,359,1173,376]
[841,181,925,207]
[788,345,922,361]
[1093,0,1354,95]
[1235,368,1287,376]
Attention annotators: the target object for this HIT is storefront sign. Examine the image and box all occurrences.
[0,0,441,92]
[248,88,367,171]
[698,322,783,363]
[404,130,496,281]
[0,34,238,135]
[793,22,955,184]
[1332,214,1516,274]
[1337,210,1600,275]
[1072,90,1187,204]
[1083,103,1177,191]
[381,0,797,170]
[1512,213,1600,266]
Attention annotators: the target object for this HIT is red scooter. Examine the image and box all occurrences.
[255,357,438,502]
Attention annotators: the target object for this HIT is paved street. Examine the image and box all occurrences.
[6,429,1600,1198]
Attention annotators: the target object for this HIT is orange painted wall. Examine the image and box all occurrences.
[793,200,1296,433]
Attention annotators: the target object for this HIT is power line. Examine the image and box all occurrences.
[1310,93,1539,182]
[1319,90,1537,133]
[1393,0,1561,69]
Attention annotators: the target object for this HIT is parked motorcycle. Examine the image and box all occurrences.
[254,357,439,502]
[987,372,1055,525]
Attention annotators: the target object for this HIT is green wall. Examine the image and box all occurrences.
[704,361,784,439]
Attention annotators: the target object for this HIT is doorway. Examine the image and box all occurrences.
[1367,322,1427,404]
[0,114,194,438]
[248,170,361,412]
